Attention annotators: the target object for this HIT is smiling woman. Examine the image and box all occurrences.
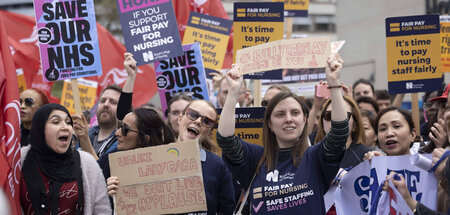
[217,55,350,214]
[20,104,111,215]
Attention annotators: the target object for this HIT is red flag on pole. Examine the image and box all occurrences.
[0,10,22,215]
[0,10,157,107]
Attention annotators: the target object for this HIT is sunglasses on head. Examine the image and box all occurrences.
[20,98,34,107]
[322,111,353,121]
[118,121,144,136]
[185,108,216,128]
[261,100,269,107]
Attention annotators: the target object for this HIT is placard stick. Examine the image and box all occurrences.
[286,17,293,39]
[254,80,261,107]
[411,93,420,136]
[71,79,82,114]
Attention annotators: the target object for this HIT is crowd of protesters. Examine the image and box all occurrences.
[14,52,450,215]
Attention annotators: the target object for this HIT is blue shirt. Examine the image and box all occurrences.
[225,140,339,215]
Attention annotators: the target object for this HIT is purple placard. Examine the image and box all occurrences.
[155,43,209,118]
[117,0,183,65]
[33,0,102,82]
[117,0,170,13]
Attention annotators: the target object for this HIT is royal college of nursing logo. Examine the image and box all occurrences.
[406,82,413,89]
[266,170,279,182]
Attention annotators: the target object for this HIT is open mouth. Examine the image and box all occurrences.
[187,127,199,136]
[58,135,69,143]
[283,127,296,131]
[384,140,398,149]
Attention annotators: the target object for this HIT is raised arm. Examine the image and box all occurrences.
[117,53,137,120]
[322,54,349,162]
[217,65,246,165]
[217,64,242,137]
[73,114,99,160]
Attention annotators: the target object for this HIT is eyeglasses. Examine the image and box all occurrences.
[322,111,353,121]
[185,108,216,128]
[261,100,269,107]
[118,121,144,136]
[20,98,34,107]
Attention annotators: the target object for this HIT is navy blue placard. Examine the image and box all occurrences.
[388,77,443,94]
[233,2,284,22]
[117,0,183,65]
[187,12,232,35]
[386,15,440,37]
[244,69,283,80]
[216,107,266,128]
[285,10,308,17]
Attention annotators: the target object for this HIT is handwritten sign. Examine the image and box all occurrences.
[441,16,450,73]
[155,43,209,117]
[236,37,331,75]
[183,12,232,77]
[273,0,309,17]
[386,15,443,94]
[60,78,97,114]
[33,0,102,81]
[109,140,207,215]
[234,2,284,79]
[116,0,183,65]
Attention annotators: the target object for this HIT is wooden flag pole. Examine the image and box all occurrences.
[71,78,83,114]
[410,93,420,138]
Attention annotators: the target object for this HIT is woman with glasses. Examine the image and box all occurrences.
[314,95,372,184]
[20,88,49,147]
[107,53,236,215]
[21,104,111,214]
[217,55,349,214]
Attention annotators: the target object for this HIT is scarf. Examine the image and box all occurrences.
[22,104,84,215]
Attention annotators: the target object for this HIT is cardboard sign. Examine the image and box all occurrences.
[334,155,437,214]
[183,12,232,77]
[273,0,309,17]
[236,37,331,75]
[155,43,209,117]
[440,16,450,73]
[386,15,443,94]
[212,107,265,146]
[33,0,102,82]
[109,140,207,215]
[60,78,97,114]
[234,2,284,80]
[116,0,183,65]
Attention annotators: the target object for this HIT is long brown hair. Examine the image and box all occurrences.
[256,91,309,174]
[314,96,366,146]
[184,100,220,154]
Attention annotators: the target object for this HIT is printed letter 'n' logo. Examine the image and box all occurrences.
[406,82,413,90]
[143,51,154,62]
[266,170,279,182]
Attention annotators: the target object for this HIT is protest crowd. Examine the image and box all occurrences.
[2,0,450,215]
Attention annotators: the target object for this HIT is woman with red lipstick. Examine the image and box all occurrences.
[217,54,350,214]
[364,106,416,159]
[20,104,111,215]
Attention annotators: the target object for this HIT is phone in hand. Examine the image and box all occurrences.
[316,84,331,98]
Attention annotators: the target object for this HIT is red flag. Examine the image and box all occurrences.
[0,11,22,215]
[173,0,233,69]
